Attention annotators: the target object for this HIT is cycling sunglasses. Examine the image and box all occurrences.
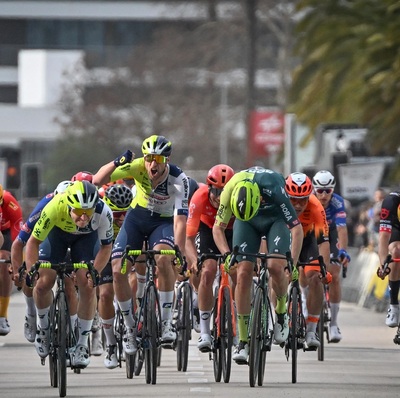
[69,207,95,217]
[144,154,167,164]
[209,186,223,197]
[315,188,333,195]
[113,211,127,218]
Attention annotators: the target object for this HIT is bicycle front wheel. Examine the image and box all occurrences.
[144,286,159,385]
[220,286,232,383]
[211,286,222,382]
[56,291,67,397]
[289,286,299,384]
[249,288,264,387]
[317,303,325,361]
[176,283,191,372]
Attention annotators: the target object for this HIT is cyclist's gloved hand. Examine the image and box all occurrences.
[338,249,351,264]
[114,150,133,167]
[222,252,231,274]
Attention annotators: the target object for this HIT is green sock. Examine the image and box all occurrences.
[275,293,288,314]
[237,314,250,343]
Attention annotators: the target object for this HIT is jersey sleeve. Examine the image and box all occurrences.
[97,202,114,245]
[173,168,189,217]
[2,191,23,241]
[186,187,205,237]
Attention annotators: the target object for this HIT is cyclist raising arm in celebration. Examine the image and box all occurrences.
[185,164,235,353]
[312,170,351,343]
[92,135,189,353]
[285,173,331,348]
[377,190,400,332]
[212,167,304,364]
[25,181,114,368]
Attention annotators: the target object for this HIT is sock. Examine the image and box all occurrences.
[101,317,117,346]
[0,296,10,318]
[36,306,50,329]
[306,314,320,333]
[24,294,36,317]
[136,274,146,300]
[275,293,288,314]
[77,318,92,346]
[330,302,340,326]
[237,314,250,343]
[159,291,174,321]
[118,299,135,328]
[199,310,211,335]
[389,280,400,305]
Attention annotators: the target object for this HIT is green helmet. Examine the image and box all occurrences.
[141,135,172,157]
[230,179,260,221]
[65,180,99,209]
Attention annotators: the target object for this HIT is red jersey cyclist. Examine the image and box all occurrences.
[185,164,235,353]
[0,184,23,336]
[285,173,331,348]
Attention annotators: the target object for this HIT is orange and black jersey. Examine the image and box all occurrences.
[298,194,329,245]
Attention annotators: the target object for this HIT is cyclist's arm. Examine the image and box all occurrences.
[212,223,230,256]
[174,214,187,257]
[378,230,391,265]
[185,235,197,270]
[318,240,330,270]
[11,237,24,280]
[93,243,112,274]
[290,223,304,266]
[93,161,117,186]
[25,235,42,269]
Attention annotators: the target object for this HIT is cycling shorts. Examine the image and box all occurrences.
[39,227,100,265]
[111,206,174,260]
[196,221,233,255]
[1,229,12,252]
[99,262,113,285]
[233,217,291,262]
[299,233,320,273]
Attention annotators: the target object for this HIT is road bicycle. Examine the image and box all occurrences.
[197,252,235,383]
[286,256,327,382]
[26,260,99,398]
[121,245,183,385]
[377,254,400,345]
[229,246,292,387]
[172,264,193,372]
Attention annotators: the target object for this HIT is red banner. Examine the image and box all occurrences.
[249,110,284,158]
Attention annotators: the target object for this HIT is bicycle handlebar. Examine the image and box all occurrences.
[26,260,99,288]
[196,253,224,275]
[228,245,293,272]
[122,245,186,275]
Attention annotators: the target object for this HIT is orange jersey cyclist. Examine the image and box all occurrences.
[92,135,189,354]
[25,181,114,369]
[212,166,304,364]
[285,172,331,349]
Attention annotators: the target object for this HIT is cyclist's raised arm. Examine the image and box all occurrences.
[92,150,134,186]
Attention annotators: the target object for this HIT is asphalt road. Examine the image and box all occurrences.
[1,291,400,398]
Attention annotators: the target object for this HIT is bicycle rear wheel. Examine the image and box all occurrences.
[249,288,264,387]
[220,286,232,383]
[144,286,159,384]
[56,291,67,397]
[176,283,191,372]
[49,301,58,388]
[289,286,299,384]
[211,287,222,382]
[317,304,325,361]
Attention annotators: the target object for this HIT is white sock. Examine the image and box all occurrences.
[159,291,174,321]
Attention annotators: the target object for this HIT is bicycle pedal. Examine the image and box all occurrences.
[304,346,318,351]
[234,359,248,365]
[161,341,174,349]
[393,335,400,345]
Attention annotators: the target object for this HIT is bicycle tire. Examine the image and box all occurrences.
[144,285,158,384]
[249,288,264,387]
[212,286,222,382]
[176,283,191,372]
[220,286,232,383]
[57,291,67,397]
[257,295,272,387]
[317,304,325,361]
[290,286,299,384]
[134,348,144,376]
[125,352,135,379]
[49,301,58,388]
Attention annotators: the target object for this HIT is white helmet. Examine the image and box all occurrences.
[312,170,336,189]
[54,180,73,195]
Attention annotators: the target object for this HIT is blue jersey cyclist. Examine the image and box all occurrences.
[25,180,114,369]
[92,135,189,354]
[212,167,304,364]
[312,170,351,343]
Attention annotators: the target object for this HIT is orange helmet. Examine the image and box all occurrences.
[285,172,313,198]
[206,164,234,189]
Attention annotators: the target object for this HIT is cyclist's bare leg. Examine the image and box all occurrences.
[65,276,78,319]
[0,250,12,321]
[327,262,341,327]
[33,268,57,328]
[268,258,289,313]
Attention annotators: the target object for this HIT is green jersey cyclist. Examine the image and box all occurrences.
[212,166,303,363]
